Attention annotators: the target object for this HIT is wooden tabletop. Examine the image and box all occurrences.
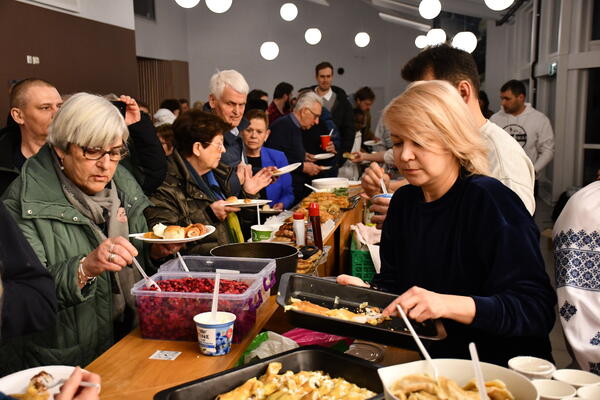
[86,297,279,400]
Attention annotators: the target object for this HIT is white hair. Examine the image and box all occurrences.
[294,91,323,112]
[209,69,249,99]
[47,92,129,151]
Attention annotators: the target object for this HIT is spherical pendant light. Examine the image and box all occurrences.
[205,0,232,13]
[426,28,446,46]
[305,28,322,45]
[175,0,201,8]
[484,0,515,11]
[415,35,428,49]
[354,32,370,48]
[260,41,279,61]
[418,0,441,20]
[451,31,477,53]
[280,3,298,21]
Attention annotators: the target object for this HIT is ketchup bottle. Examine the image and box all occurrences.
[308,202,323,250]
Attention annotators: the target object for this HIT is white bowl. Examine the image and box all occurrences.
[311,177,349,192]
[553,369,600,389]
[509,356,556,379]
[577,383,600,399]
[532,379,576,399]
[378,359,538,400]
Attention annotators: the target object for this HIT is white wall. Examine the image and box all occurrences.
[134,0,189,61]
[483,19,513,112]
[135,0,424,117]
[16,0,134,29]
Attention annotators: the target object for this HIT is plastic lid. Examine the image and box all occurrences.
[293,212,305,220]
[308,202,320,216]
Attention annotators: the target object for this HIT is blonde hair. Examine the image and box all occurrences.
[383,80,489,176]
[48,92,128,151]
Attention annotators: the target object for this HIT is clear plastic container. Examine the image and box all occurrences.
[131,271,264,343]
[159,256,276,305]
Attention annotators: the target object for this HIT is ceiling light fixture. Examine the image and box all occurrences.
[418,0,441,20]
[354,32,371,47]
[260,41,280,60]
[378,12,430,32]
[205,0,232,13]
[451,31,477,53]
[484,0,514,11]
[305,28,322,45]
[426,28,446,45]
[280,3,298,21]
[415,34,428,48]
[175,0,201,8]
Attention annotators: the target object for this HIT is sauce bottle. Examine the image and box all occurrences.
[293,212,306,246]
[308,202,323,250]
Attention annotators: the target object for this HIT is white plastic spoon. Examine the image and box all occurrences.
[469,342,489,400]
[396,304,438,380]
[211,272,221,322]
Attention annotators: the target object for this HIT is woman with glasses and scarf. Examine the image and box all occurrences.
[1,93,180,374]
[145,110,273,255]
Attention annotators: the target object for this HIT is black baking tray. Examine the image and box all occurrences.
[341,194,362,210]
[277,273,447,350]
[153,346,383,399]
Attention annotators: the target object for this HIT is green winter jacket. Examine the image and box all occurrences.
[0,145,152,374]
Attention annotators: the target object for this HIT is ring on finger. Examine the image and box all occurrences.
[108,253,116,263]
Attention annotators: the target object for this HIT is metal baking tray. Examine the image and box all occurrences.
[341,194,362,210]
[276,273,447,350]
[154,346,383,399]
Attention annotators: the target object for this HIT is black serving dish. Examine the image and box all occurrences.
[277,273,447,350]
[153,346,383,399]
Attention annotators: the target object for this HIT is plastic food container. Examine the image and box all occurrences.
[131,272,264,343]
[159,255,276,305]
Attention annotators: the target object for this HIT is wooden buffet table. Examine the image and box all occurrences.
[86,297,279,400]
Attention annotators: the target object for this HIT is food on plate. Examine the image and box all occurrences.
[296,249,323,274]
[142,223,207,239]
[300,192,350,213]
[390,374,515,400]
[184,223,207,238]
[244,198,252,203]
[152,222,167,238]
[10,370,53,400]
[274,222,295,240]
[342,152,357,160]
[262,204,272,211]
[162,225,186,240]
[226,196,239,203]
[216,361,376,400]
[284,298,388,326]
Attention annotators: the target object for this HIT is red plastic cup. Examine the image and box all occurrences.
[320,135,331,150]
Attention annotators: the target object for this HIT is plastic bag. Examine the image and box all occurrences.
[237,331,299,366]
[282,328,353,348]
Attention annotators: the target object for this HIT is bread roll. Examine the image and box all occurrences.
[162,225,186,239]
[226,196,238,203]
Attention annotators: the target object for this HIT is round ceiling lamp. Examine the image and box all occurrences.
[354,32,370,48]
[415,35,428,49]
[205,0,232,13]
[426,28,446,46]
[280,3,298,21]
[175,0,201,8]
[418,0,441,20]
[260,41,280,61]
[484,0,515,11]
[305,28,322,45]
[452,31,477,53]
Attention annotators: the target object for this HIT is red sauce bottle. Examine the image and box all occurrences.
[308,202,323,250]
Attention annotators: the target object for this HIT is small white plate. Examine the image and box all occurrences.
[272,162,302,176]
[363,140,378,146]
[349,180,361,186]
[0,365,76,396]
[225,199,272,208]
[313,153,335,160]
[131,225,215,244]
[320,166,332,170]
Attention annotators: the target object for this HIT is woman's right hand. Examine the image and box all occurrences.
[210,200,240,221]
[336,274,370,288]
[83,237,138,277]
[55,367,101,400]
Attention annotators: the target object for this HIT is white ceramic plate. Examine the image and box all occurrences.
[319,166,332,170]
[131,225,215,244]
[272,162,302,176]
[225,199,272,208]
[363,140,378,146]
[0,365,75,396]
[349,180,362,186]
[313,153,335,160]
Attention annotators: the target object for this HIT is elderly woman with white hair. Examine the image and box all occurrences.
[1,93,179,373]
[338,80,556,366]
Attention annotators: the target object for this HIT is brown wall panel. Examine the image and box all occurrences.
[0,1,138,119]
[137,58,190,115]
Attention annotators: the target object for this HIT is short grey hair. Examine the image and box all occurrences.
[209,70,249,99]
[294,91,323,112]
[48,92,129,151]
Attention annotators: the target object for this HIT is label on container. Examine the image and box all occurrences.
[149,350,182,360]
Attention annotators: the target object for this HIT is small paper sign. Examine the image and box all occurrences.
[149,350,181,360]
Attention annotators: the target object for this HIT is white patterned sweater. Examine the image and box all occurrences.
[553,180,600,375]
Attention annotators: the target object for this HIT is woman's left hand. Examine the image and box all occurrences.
[150,243,185,260]
[119,95,141,126]
[273,202,284,210]
[241,165,273,195]
[325,141,336,154]
[382,286,475,324]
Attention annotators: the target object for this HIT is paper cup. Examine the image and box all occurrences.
[553,369,600,388]
[532,379,577,400]
[251,225,274,242]
[577,383,600,399]
[193,312,236,356]
[508,356,556,379]
[320,135,331,150]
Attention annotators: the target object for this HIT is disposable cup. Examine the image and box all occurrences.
[320,135,331,150]
[251,225,275,242]
[577,383,600,399]
[193,311,236,356]
[532,379,576,400]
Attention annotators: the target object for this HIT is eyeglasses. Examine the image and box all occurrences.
[81,145,129,161]
[305,107,321,120]
[202,141,226,151]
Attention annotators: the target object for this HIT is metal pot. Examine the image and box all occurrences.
[210,242,299,290]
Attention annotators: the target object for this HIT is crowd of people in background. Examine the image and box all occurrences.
[0,42,598,399]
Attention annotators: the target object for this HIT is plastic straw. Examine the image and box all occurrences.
[256,203,261,225]
[469,342,489,400]
[396,305,438,380]
[328,128,333,136]
[211,272,220,322]
[177,252,189,272]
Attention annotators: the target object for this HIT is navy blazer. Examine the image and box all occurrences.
[259,147,295,209]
